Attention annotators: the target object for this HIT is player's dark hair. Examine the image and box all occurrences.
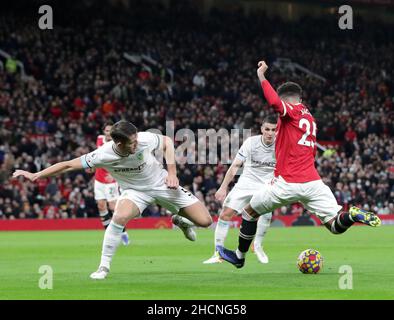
[262,115,277,125]
[110,120,138,143]
[277,82,302,98]
[102,121,114,131]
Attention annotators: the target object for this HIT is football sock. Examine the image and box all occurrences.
[100,221,124,269]
[238,209,258,254]
[254,212,272,249]
[236,249,245,259]
[214,218,231,250]
[331,212,355,234]
[99,210,112,229]
[100,210,127,232]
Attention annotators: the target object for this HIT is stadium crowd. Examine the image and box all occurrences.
[0,1,393,219]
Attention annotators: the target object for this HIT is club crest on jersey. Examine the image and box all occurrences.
[301,108,311,116]
[136,152,144,161]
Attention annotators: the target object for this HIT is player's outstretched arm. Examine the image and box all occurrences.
[162,135,179,189]
[215,159,243,202]
[256,60,283,112]
[12,158,83,182]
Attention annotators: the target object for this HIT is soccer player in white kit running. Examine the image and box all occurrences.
[218,60,381,268]
[94,122,129,246]
[13,120,212,279]
[203,116,277,265]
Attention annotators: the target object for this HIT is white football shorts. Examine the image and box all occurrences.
[117,184,199,215]
[250,176,342,224]
[94,180,120,202]
[223,183,268,214]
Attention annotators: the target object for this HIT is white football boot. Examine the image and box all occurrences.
[203,251,223,264]
[90,266,109,280]
[254,246,269,264]
[172,215,196,241]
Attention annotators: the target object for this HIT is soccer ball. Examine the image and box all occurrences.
[297,249,323,274]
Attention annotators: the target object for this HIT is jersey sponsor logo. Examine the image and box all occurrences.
[250,160,276,168]
[113,162,147,172]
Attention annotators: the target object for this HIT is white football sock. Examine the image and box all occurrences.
[99,221,124,269]
[254,213,272,249]
[214,218,231,250]
[236,249,245,259]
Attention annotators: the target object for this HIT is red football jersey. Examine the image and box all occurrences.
[261,80,321,183]
[94,135,116,184]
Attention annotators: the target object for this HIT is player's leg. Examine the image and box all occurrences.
[253,212,272,264]
[105,183,129,245]
[97,199,111,227]
[203,207,236,264]
[95,181,112,228]
[215,208,235,248]
[218,179,291,268]
[90,199,140,280]
[155,185,212,241]
[176,189,212,227]
[90,190,152,280]
[109,200,129,246]
[302,180,381,234]
[176,201,213,240]
[324,207,381,234]
[217,205,260,268]
[204,186,255,264]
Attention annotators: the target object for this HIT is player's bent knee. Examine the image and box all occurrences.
[219,208,235,221]
[112,214,128,226]
[200,220,212,228]
[198,214,213,228]
[112,199,140,226]
[180,202,212,227]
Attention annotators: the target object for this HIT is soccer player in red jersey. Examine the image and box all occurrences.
[218,60,381,268]
[95,123,129,245]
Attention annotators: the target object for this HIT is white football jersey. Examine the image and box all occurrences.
[81,132,168,191]
[235,135,275,187]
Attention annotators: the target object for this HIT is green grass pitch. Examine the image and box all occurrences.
[1,225,393,300]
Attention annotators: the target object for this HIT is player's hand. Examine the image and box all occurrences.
[12,170,38,182]
[165,174,179,189]
[215,187,228,202]
[257,60,268,81]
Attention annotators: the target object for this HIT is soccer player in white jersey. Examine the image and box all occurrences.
[95,122,129,246]
[13,120,213,279]
[218,60,381,269]
[203,116,277,265]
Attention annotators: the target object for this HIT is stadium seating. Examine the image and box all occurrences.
[0,1,393,219]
